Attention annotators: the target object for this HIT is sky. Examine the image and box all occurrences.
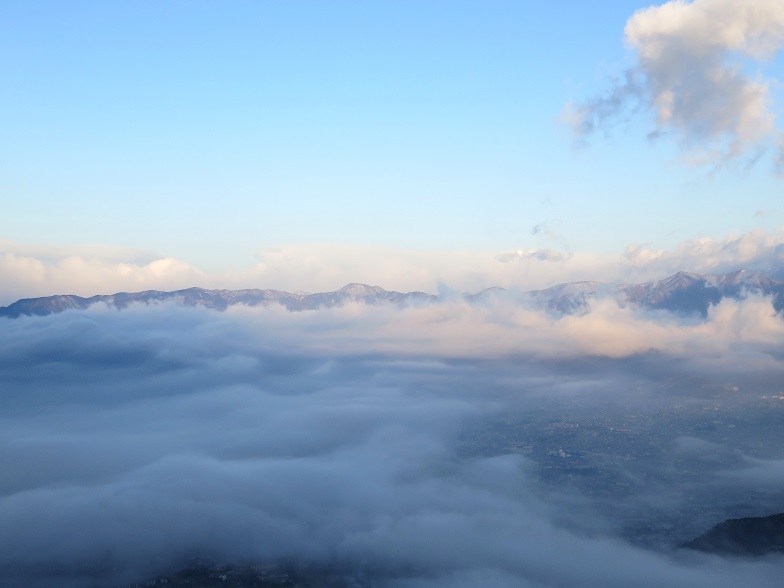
[0,0,784,297]
[1,0,783,299]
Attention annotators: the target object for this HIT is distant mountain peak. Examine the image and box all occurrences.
[337,283,386,296]
[655,271,706,288]
[716,269,773,288]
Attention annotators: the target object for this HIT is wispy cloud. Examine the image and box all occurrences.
[494,248,570,263]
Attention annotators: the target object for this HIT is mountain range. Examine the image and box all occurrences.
[1,269,783,319]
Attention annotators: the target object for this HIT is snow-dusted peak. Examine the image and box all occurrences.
[715,269,774,289]
[337,283,386,297]
[653,271,709,291]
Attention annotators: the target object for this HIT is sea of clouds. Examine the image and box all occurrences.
[2,296,784,587]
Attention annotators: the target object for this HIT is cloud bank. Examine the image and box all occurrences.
[0,240,206,306]
[622,229,784,278]
[567,0,784,170]
[4,229,784,307]
[2,298,784,586]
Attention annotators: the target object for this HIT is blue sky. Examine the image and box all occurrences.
[1,0,783,296]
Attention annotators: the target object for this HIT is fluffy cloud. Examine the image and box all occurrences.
[623,229,784,278]
[0,241,206,306]
[567,0,784,170]
[191,294,778,361]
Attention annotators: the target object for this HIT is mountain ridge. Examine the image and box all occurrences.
[2,269,784,319]
[683,512,784,556]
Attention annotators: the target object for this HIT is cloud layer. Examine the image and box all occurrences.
[567,0,784,170]
[2,298,784,586]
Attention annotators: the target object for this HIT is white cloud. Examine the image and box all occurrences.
[622,229,784,277]
[495,248,570,263]
[207,292,784,361]
[568,0,784,170]
[0,240,207,305]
